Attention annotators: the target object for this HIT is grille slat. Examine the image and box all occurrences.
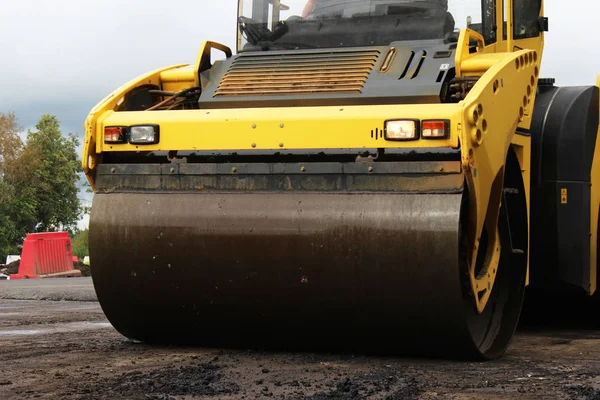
[227,63,377,72]
[217,84,367,91]
[220,74,369,83]
[216,87,365,95]
[236,49,380,61]
[224,68,374,77]
[218,77,368,86]
[223,69,372,76]
[231,56,380,66]
[217,82,367,91]
[214,50,380,97]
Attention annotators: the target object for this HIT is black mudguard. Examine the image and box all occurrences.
[529,82,599,292]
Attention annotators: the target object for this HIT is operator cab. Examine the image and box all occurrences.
[238,0,543,52]
[239,0,487,51]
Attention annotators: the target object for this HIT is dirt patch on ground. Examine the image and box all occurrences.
[0,261,20,276]
[79,361,240,399]
[286,371,421,400]
[73,261,91,277]
[2,296,600,399]
[0,261,91,277]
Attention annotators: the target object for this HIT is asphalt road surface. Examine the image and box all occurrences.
[1,278,600,399]
[0,277,97,302]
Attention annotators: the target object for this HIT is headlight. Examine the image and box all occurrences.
[422,120,449,139]
[384,120,419,141]
[129,125,160,145]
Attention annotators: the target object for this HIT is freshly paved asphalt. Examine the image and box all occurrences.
[0,277,97,301]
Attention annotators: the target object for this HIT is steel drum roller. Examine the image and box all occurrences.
[90,187,525,359]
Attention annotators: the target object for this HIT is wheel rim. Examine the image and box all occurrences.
[461,185,528,359]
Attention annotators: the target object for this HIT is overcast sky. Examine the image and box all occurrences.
[0,0,596,137]
[0,0,597,227]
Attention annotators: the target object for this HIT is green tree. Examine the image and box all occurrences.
[0,112,22,176]
[25,115,82,232]
[0,181,19,259]
[71,229,89,259]
[0,113,27,259]
[0,113,83,262]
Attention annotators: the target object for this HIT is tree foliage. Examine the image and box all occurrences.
[0,112,22,176]
[71,229,89,259]
[0,113,27,259]
[26,115,82,231]
[0,113,83,262]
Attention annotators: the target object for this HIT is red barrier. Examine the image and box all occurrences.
[10,232,82,279]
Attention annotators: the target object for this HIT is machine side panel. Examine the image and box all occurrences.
[542,181,590,289]
[529,85,599,292]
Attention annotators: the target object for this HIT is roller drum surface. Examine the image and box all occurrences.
[90,191,523,359]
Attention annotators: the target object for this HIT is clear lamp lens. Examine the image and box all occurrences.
[385,120,417,140]
[130,125,158,144]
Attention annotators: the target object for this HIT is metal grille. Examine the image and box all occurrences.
[214,49,381,97]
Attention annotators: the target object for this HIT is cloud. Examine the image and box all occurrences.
[0,0,237,142]
[1,0,597,231]
[1,0,598,134]
[0,1,236,106]
[542,1,600,85]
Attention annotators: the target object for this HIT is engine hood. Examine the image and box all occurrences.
[198,40,456,109]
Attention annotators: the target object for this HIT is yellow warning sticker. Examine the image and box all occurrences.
[561,188,568,205]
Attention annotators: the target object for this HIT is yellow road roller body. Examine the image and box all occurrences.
[83,0,600,359]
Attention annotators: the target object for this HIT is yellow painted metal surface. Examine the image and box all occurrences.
[97,104,460,153]
[439,0,543,305]
[561,188,568,205]
[587,75,600,295]
[450,0,541,298]
[463,0,544,130]
[82,14,547,308]
[160,66,196,93]
[193,40,233,87]
[455,24,541,311]
[82,64,188,182]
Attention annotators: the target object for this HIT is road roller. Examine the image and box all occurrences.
[82,0,600,359]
